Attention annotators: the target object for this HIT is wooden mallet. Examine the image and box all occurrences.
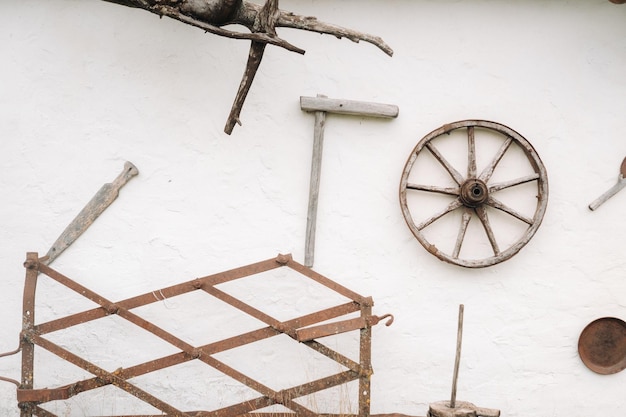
[300,94,398,267]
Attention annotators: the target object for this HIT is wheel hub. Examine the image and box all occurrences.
[460,179,488,207]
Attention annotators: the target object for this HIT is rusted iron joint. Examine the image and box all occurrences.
[361,296,374,307]
[191,348,203,359]
[275,253,292,265]
[274,389,293,405]
[272,322,297,339]
[106,304,120,315]
[96,373,114,385]
[18,402,36,412]
[358,366,374,379]
[283,329,298,339]
[192,279,204,290]
[67,382,79,398]
[20,329,38,343]
[23,258,39,270]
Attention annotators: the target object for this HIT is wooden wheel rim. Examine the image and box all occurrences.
[399,120,549,268]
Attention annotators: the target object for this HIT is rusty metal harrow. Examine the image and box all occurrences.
[11,252,393,417]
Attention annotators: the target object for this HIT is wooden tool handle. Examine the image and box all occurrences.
[474,407,501,417]
[588,177,626,211]
[300,96,399,118]
[44,162,139,264]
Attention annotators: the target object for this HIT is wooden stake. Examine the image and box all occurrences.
[304,95,328,268]
[450,304,464,409]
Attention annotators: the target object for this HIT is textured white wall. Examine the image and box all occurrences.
[1,0,626,416]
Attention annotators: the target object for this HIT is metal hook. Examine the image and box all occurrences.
[370,313,394,327]
[0,342,22,387]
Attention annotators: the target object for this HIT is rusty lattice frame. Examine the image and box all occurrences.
[16,252,392,417]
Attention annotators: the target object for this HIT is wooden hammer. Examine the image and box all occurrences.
[300,94,399,267]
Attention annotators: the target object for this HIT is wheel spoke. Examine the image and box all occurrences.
[406,183,460,196]
[478,137,513,183]
[425,142,465,185]
[488,173,540,192]
[452,208,472,259]
[487,196,534,225]
[467,127,477,178]
[474,206,500,255]
[417,198,464,230]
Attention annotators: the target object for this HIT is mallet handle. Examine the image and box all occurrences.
[588,176,626,211]
[450,304,464,409]
[300,96,399,118]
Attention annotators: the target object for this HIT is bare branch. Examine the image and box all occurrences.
[271,8,393,56]
[98,0,393,134]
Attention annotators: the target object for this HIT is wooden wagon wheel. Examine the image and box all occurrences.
[399,120,548,268]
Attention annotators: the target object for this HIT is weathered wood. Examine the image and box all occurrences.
[20,253,39,417]
[450,304,464,409]
[588,157,626,211]
[300,96,399,118]
[304,95,327,268]
[399,120,549,268]
[301,94,399,268]
[428,401,500,417]
[99,0,393,134]
[224,41,267,133]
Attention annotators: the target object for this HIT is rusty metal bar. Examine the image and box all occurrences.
[38,263,115,308]
[303,340,361,373]
[282,369,359,398]
[38,261,201,357]
[27,333,192,417]
[286,258,370,304]
[21,302,364,405]
[118,308,197,352]
[205,370,359,417]
[202,396,276,417]
[75,414,420,417]
[297,317,366,341]
[359,303,373,417]
[297,313,394,341]
[20,253,39,417]
[35,255,286,335]
[202,285,283,329]
[194,353,320,417]
[30,406,57,417]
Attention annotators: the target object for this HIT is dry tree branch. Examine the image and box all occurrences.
[101,0,393,134]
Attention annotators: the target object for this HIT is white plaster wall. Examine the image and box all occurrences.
[1,0,625,416]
